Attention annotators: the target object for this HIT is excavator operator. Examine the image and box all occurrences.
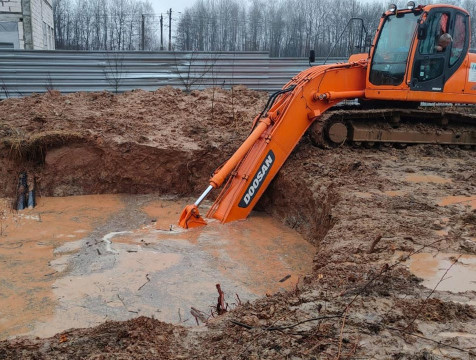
[436,32,452,52]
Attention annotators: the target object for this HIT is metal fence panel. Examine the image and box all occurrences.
[0,50,346,98]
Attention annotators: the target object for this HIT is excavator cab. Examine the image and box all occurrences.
[366,3,474,102]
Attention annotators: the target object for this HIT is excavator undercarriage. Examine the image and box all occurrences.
[309,106,476,148]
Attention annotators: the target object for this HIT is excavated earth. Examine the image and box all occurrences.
[0,88,475,359]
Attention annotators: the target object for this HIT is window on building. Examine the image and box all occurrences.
[0,21,20,49]
[0,42,14,49]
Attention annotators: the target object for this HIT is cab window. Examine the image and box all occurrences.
[413,58,445,82]
[418,12,451,55]
[450,13,466,66]
[412,12,450,82]
[369,12,419,86]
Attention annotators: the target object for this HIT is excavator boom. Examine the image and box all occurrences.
[179,61,367,227]
[207,62,368,223]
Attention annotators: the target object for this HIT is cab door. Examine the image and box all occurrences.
[410,8,470,92]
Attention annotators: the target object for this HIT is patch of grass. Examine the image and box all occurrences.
[3,130,85,162]
[0,123,22,138]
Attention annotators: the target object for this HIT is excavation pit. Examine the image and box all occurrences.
[0,194,314,340]
[1,89,476,358]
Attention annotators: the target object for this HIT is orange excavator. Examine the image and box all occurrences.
[179,2,476,229]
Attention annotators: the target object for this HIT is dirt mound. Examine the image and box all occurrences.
[0,317,187,360]
[0,87,267,197]
[0,87,263,149]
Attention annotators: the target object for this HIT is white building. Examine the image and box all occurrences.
[0,0,54,50]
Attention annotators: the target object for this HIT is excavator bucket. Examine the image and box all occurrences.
[177,204,207,229]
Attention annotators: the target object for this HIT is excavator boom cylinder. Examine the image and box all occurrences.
[209,118,272,188]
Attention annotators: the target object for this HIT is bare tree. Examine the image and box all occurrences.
[103,52,127,93]
[45,72,55,92]
[54,0,155,50]
[172,51,220,92]
[174,0,476,57]
[54,0,476,54]
[1,79,10,99]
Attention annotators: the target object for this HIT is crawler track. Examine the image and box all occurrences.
[309,106,476,148]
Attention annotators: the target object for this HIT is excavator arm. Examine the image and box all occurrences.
[178,60,368,228]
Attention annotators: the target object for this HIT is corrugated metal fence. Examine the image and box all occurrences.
[0,50,346,98]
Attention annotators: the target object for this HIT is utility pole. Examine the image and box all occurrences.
[168,8,172,51]
[160,14,164,50]
[141,14,145,50]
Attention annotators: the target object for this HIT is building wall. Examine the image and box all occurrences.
[30,0,54,49]
[0,0,22,13]
[0,0,54,50]
[0,0,23,48]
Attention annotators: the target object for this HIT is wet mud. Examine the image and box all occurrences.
[0,195,313,340]
[0,195,124,339]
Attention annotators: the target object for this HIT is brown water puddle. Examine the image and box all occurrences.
[0,195,124,340]
[438,331,476,339]
[405,174,452,184]
[143,199,312,294]
[353,192,373,199]
[384,190,406,197]
[408,253,476,293]
[1,196,314,339]
[142,199,313,294]
[438,195,476,210]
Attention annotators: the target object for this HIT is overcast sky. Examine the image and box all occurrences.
[148,0,391,18]
[149,0,190,17]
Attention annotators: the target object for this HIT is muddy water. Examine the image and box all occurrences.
[0,195,124,340]
[405,173,452,184]
[0,195,314,339]
[408,253,476,293]
[438,195,476,210]
[384,190,406,197]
